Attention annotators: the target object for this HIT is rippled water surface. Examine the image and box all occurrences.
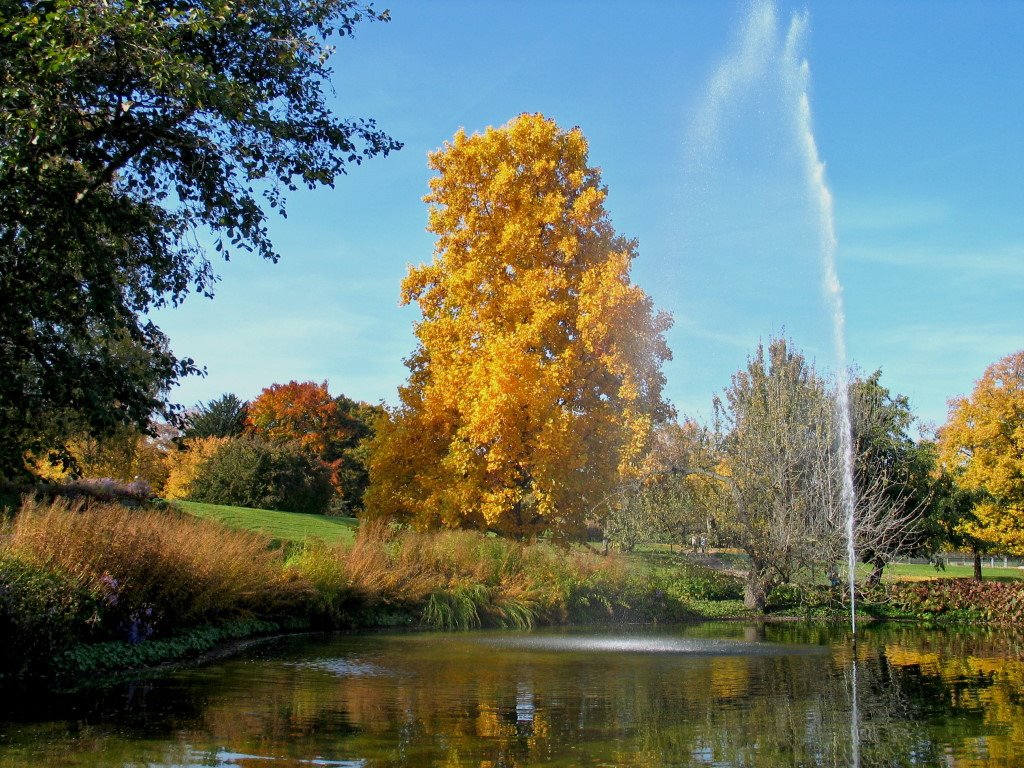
[2,622,1023,766]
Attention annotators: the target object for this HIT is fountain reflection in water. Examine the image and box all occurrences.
[851,655,861,768]
[482,633,827,657]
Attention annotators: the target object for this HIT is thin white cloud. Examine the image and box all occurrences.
[673,315,758,351]
[843,243,1024,280]
[837,198,950,232]
[864,323,1022,357]
[847,323,1022,428]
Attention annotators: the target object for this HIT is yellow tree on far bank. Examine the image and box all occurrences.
[365,113,673,540]
[938,350,1024,555]
[30,424,174,492]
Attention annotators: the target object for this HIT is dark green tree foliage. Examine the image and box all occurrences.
[848,371,936,582]
[187,437,334,515]
[331,394,383,511]
[850,372,923,492]
[185,393,249,439]
[0,0,400,479]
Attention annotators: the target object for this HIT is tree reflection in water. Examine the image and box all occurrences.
[1,622,1022,767]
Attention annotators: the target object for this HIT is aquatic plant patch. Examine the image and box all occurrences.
[52,619,291,681]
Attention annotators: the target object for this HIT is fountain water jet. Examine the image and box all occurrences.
[781,11,859,643]
[688,0,859,639]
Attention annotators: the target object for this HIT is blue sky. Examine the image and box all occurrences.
[151,0,1023,433]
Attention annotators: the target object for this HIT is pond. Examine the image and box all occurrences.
[1,622,1022,766]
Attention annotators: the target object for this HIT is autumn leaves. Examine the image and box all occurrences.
[937,351,1024,557]
[365,114,673,540]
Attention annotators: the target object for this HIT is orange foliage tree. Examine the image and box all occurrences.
[247,381,339,456]
[365,113,673,540]
[246,381,379,509]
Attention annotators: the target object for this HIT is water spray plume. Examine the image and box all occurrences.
[781,5,859,645]
[692,0,777,151]
[690,0,859,641]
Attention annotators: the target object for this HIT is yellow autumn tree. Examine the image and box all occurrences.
[365,114,673,540]
[29,423,174,491]
[938,350,1024,554]
[162,436,229,500]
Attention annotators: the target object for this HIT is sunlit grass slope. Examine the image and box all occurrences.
[173,500,357,545]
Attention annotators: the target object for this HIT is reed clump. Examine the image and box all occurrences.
[287,522,675,630]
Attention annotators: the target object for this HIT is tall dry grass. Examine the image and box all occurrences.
[288,519,443,624]
[4,497,305,629]
[4,496,678,659]
[288,520,640,629]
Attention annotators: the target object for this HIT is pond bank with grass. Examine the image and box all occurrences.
[3,497,1022,689]
[0,498,749,687]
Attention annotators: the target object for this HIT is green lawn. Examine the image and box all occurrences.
[172,500,358,545]
[883,561,1024,582]
[637,546,1024,584]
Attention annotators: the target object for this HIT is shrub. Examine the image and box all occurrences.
[4,478,156,508]
[666,563,745,603]
[0,555,100,678]
[60,477,154,504]
[884,579,1024,624]
[186,437,334,515]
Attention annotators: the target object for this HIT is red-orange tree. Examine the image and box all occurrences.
[247,381,338,456]
[365,114,673,540]
[246,381,379,508]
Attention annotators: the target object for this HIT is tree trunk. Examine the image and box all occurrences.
[867,555,885,588]
[973,547,983,582]
[743,580,767,612]
[744,559,769,612]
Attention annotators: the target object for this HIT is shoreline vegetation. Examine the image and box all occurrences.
[1,496,1023,690]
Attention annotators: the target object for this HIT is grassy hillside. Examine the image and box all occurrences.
[172,500,358,545]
